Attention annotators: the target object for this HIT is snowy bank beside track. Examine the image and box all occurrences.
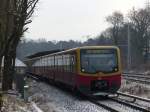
[119,79,150,110]
[26,77,150,112]
[120,79,150,99]
[27,78,108,112]
[2,94,43,112]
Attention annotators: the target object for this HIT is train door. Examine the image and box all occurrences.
[65,51,76,86]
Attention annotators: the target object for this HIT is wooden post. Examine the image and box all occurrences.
[0,93,2,110]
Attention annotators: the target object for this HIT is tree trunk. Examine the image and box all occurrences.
[2,48,14,91]
[8,48,16,89]
[0,56,3,83]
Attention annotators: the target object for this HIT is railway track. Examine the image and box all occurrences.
[87,92,150,112]
[122,72,150,84]
[123,72,150,75]
[88,97,150,112]
[88,97,120,112]
[117,91,150,103]
[112,92,150,112]
[26,73,150,112]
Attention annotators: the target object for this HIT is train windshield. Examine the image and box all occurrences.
[80,49,118,74]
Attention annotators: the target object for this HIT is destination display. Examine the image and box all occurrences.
[84,49,115,54]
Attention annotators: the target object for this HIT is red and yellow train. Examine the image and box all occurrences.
[26,46,122,95]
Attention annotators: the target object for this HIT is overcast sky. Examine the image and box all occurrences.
[25,0,146,41]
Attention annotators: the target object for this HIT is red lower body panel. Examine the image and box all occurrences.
[76,74,121,94]
[30,67,121,94]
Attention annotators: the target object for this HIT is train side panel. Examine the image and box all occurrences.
[27,46,122,95]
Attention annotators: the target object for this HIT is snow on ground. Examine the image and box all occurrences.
[120,79,150,99]
[126,70,150,75]
[3,75,150,112]
[27,78,108,112]
[119,79,150,109]
[27,78,150,112]
[1,94,40,112]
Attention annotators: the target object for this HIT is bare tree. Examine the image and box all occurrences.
[106,11,124,45]
[0,0,39,91]
[129,8,150,63]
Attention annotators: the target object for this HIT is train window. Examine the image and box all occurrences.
[63,55,69,72]
[41,57,43,72]
[62,55,64,71]
[42,57,45,73]
[58,56,62,65]
[66,55,70,72]
[70,56,73,72]
[61,54,76,73]
[40,58,42,66]
[63,55,67,71]
[61,56,63,71]
[43,57,45,72]
[57,56,61,71]
[69,54,76,72]
[55,55,58,70]
[80,49,118,74]
[41,58,43,66]
[48,56,51,67]
[71,55,76,72]
[51,56,54,69]
[46,57,48,71]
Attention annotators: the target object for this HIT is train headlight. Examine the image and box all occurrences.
[114,68,118,71]
[82,69,85,72]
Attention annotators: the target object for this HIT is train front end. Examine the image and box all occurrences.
[76,46,122,95]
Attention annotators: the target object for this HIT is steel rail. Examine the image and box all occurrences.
[123,72,148,75]
[109,97,150,112]
[89,94,150,112]
[87,96,120,112]
[121,72,150,84]
[117,91,150,103]
[123,77,150,84]
[122,74,150,79]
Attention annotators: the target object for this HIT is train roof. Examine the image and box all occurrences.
[26,49,63,59]
[25,46,119,61]
[77,46,118,49]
